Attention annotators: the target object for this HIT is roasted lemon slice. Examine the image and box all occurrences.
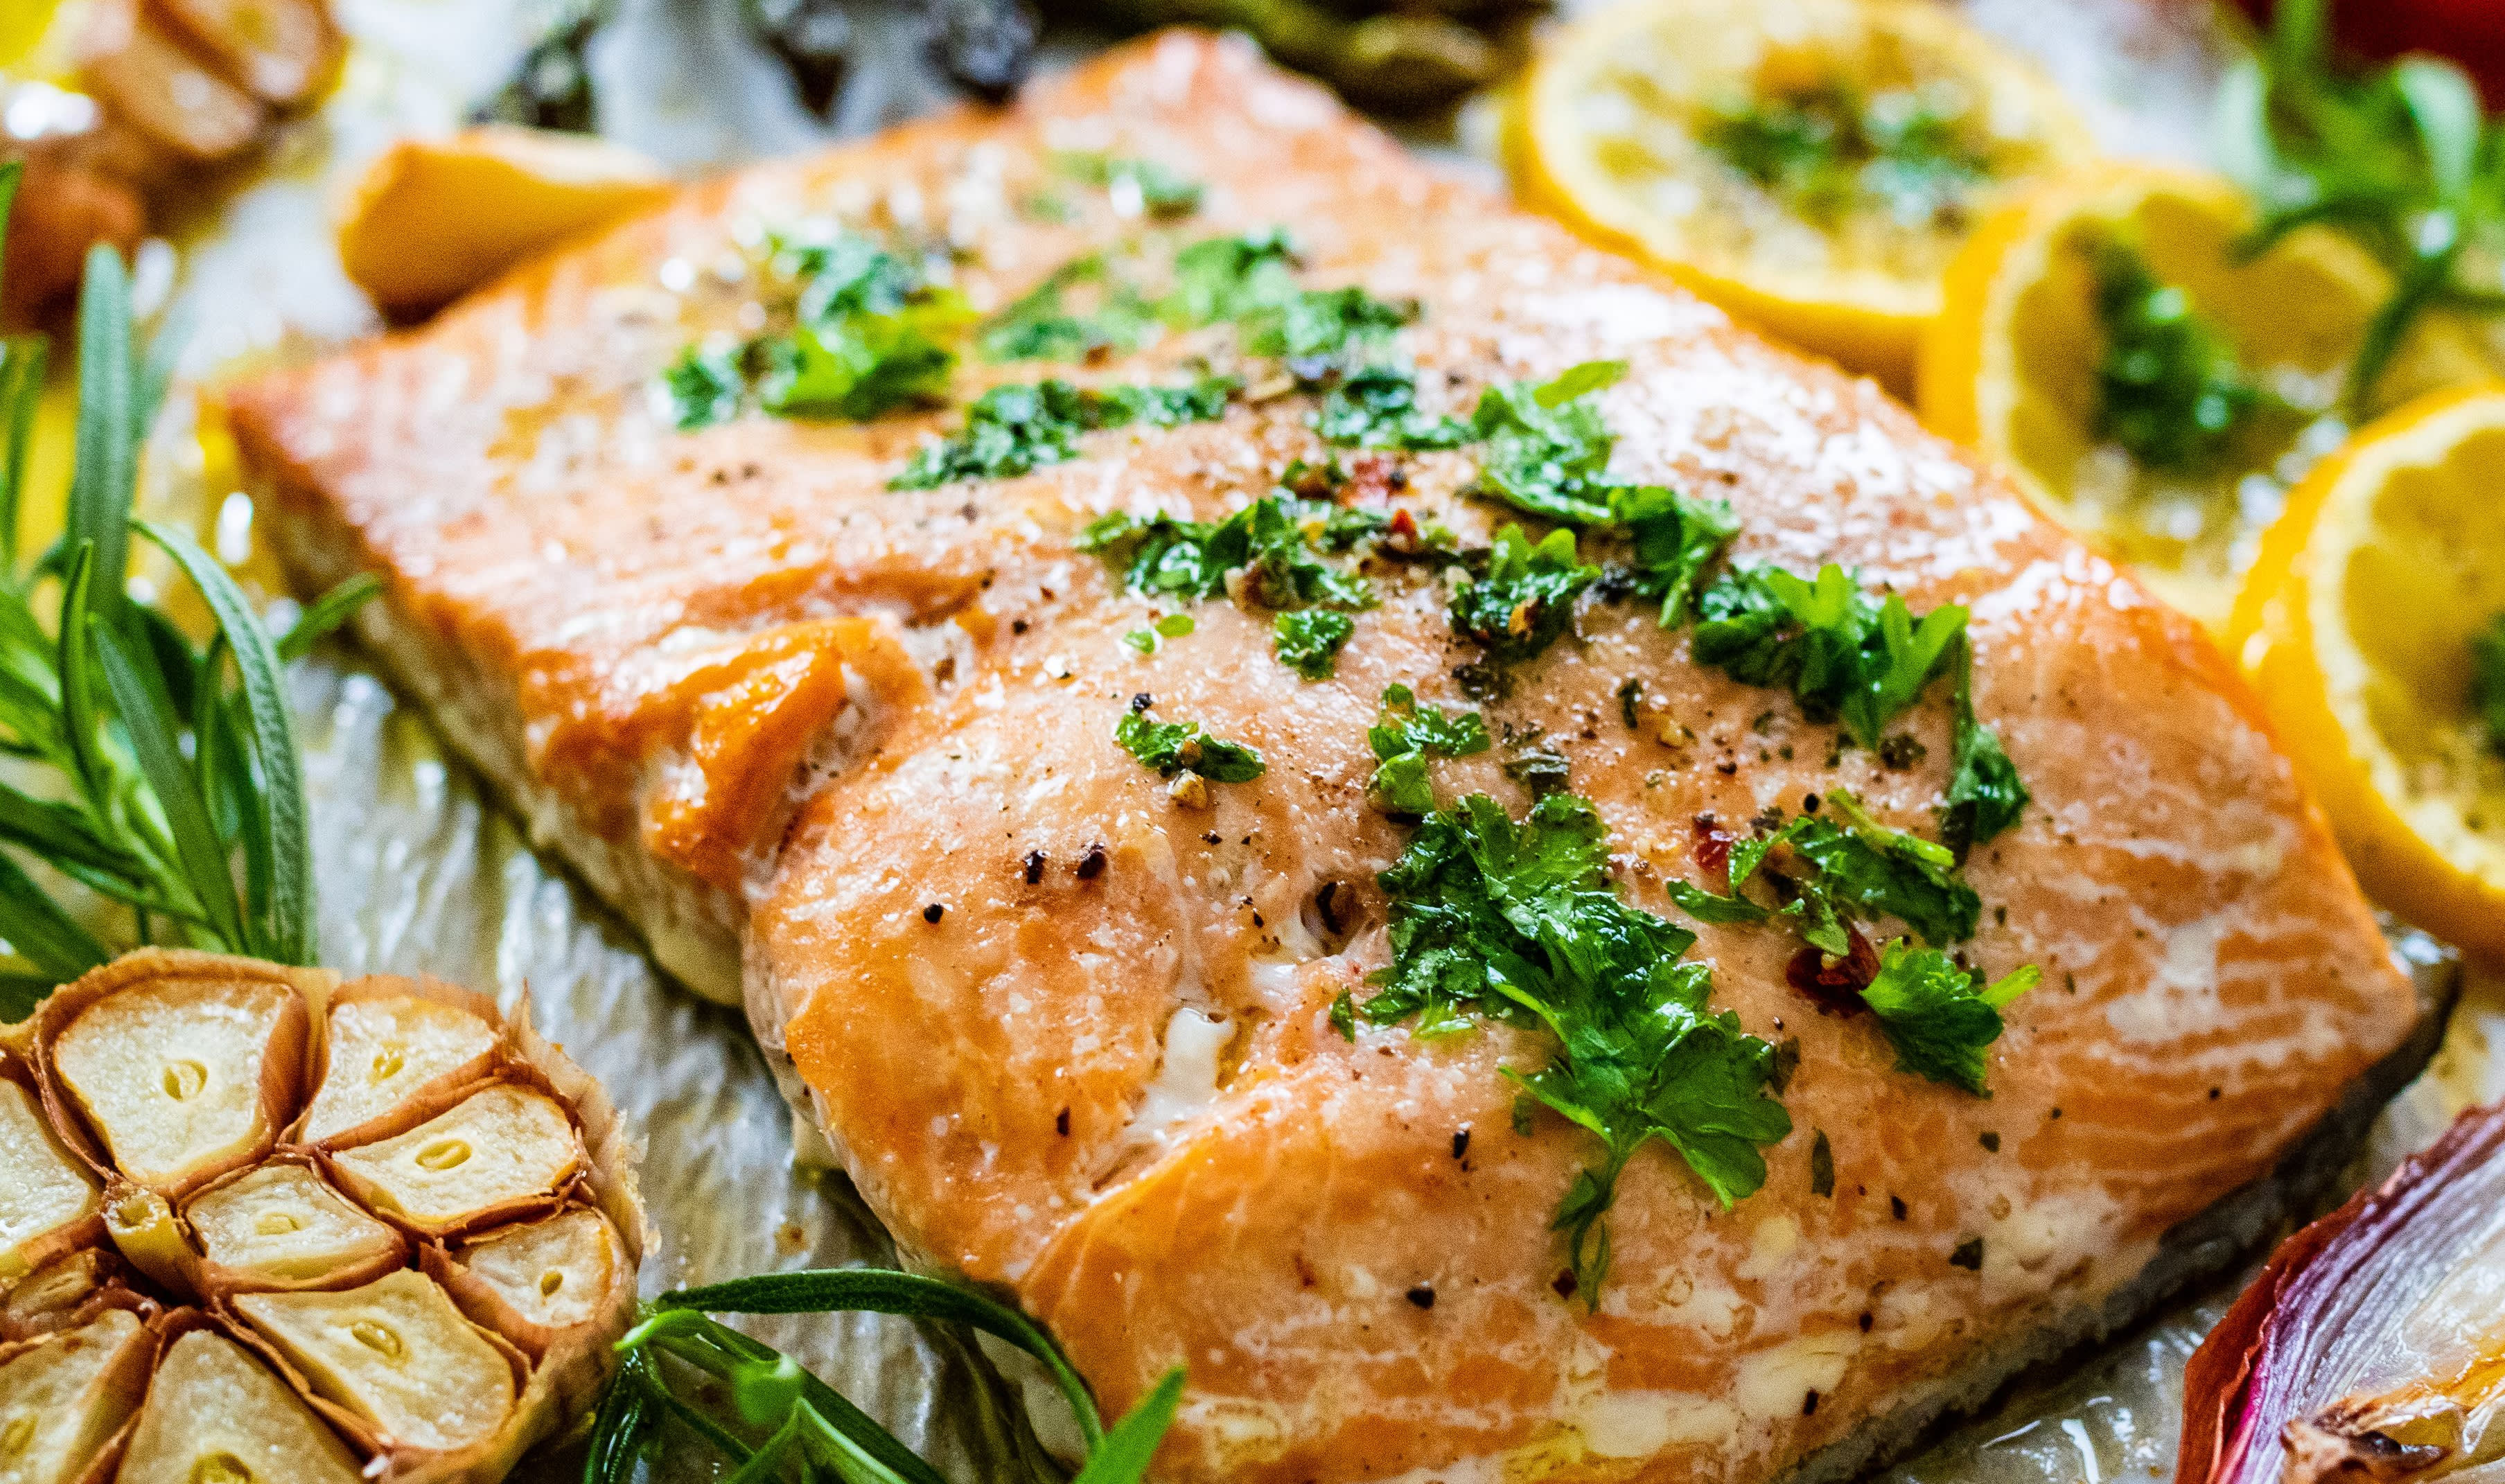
[1513,0,2093,391]
[2229,384,2505,961]
[1922,163,2501,630]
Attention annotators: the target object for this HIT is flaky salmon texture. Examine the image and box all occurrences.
[227,31,2423,1484]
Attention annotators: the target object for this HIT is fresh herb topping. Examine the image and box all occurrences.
[2478,615,2505,755]
[666,231,972,429]
[1078,493,1379,612]
[1669,791,1978,953]
[1357,791,1790,1296]
[1274,609,1355,680]
[1858,941,2040,1095]
[1114,705,1265,783]
[1164,229,1300,328]
[1700,82,1989,229]
[1450,525,1600,668]
[1610,484,1741,627]
[976,253,1160,364]
[1314,364,1473,450]
[2220,0,2505,412]
[1693,563,1964,749]
[1122,612,1196,656]
[1366,684,1491,815]
[590,1267,1181,1484]
[1940,637,2030,854]
[1052,150,1204,218]
[1468,360,1631,524]
[890,376,1234,489]
[2090,237,2265,472]
[1243,286,1417,372]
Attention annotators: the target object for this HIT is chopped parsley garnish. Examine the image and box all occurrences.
[1468,360,1631,525]
[1313,364,1473,450]
[888,376,1234,489]
[1940,637,2030,854]
[1701,82,1989,229]
[1076,494,1378,612]
[1692,563,1966,750]
[1667,790,1978,953]
[665,231,971,429]
[1858,940,2039,1095]
[2089,236,2263,472]
[1357,791,1791,1297]
[1243,287,1416,371]
[1163,230,1299,328]
[1274,609,1355,680]
[664,343,746,431]
[1366,684,1490,815]
[1449,526,1599,667]
[1610,484,1741,627]
[1114,706,1265,782]
[2477,615,2505,755]
[1053,152,1204,218]
[1122,612,1196,656]
[976,254,1159,363]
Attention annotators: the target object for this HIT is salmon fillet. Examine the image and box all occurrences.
[227,34,2424,1484]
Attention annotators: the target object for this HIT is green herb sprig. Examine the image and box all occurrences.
[1858,942,2039,1096]
[589,1267,1183,1484]
[1365,683,1489,815]
[890,377,1235,490]
[1114,704,1265,783]
[1700,82,1989,229]
[2217,0,2505,414]
[0,172,373,1016]
[2089,236,2269,472]
[1355,790,1789,1298]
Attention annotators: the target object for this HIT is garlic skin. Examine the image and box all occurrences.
[0,949,646,1484]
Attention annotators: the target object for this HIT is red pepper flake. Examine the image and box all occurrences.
[1786,928,1881,1015]
[1689,813,1735,880]
[1344,454,1398,507]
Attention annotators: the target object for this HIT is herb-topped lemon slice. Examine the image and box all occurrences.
[1921,163,2499,629]
[1514,0,2093,391]
[2231,383,2505,962]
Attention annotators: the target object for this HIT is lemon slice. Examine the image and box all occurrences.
[1921,162,2500,629]
[2229,383,2505,961]
[1514,0,2093,391]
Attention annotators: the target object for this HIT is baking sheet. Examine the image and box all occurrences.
[66,0,2505,1477]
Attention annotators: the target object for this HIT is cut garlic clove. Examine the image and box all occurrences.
[0,1079,99,1289]
[72,0,267,164]
[98,1192,190,1300]
[326,1086,579,1237]
[443,1209,624,1353]
[233,1271,516,1454]
[0,1309,153,1484]
[2,1252,113,1341]
[51,977,301,1195]
[301,996,500,1147]
[116,1328,361,1484]
[186,1166,402,1292]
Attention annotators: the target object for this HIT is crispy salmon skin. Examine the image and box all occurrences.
[228,33,2419,1484]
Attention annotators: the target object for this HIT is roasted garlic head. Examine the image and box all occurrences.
[0,950,643,1484]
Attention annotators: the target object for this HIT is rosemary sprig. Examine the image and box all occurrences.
[0,164,373,1016]
[590,1267,1183,1484]
[2218,0,2505,414]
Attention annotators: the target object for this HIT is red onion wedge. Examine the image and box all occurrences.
[2181,1103,2505,1484]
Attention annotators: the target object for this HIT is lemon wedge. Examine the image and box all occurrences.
[1921,162,2500,629]
[1513,0,2093,391]
[2229,383,2505,961]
